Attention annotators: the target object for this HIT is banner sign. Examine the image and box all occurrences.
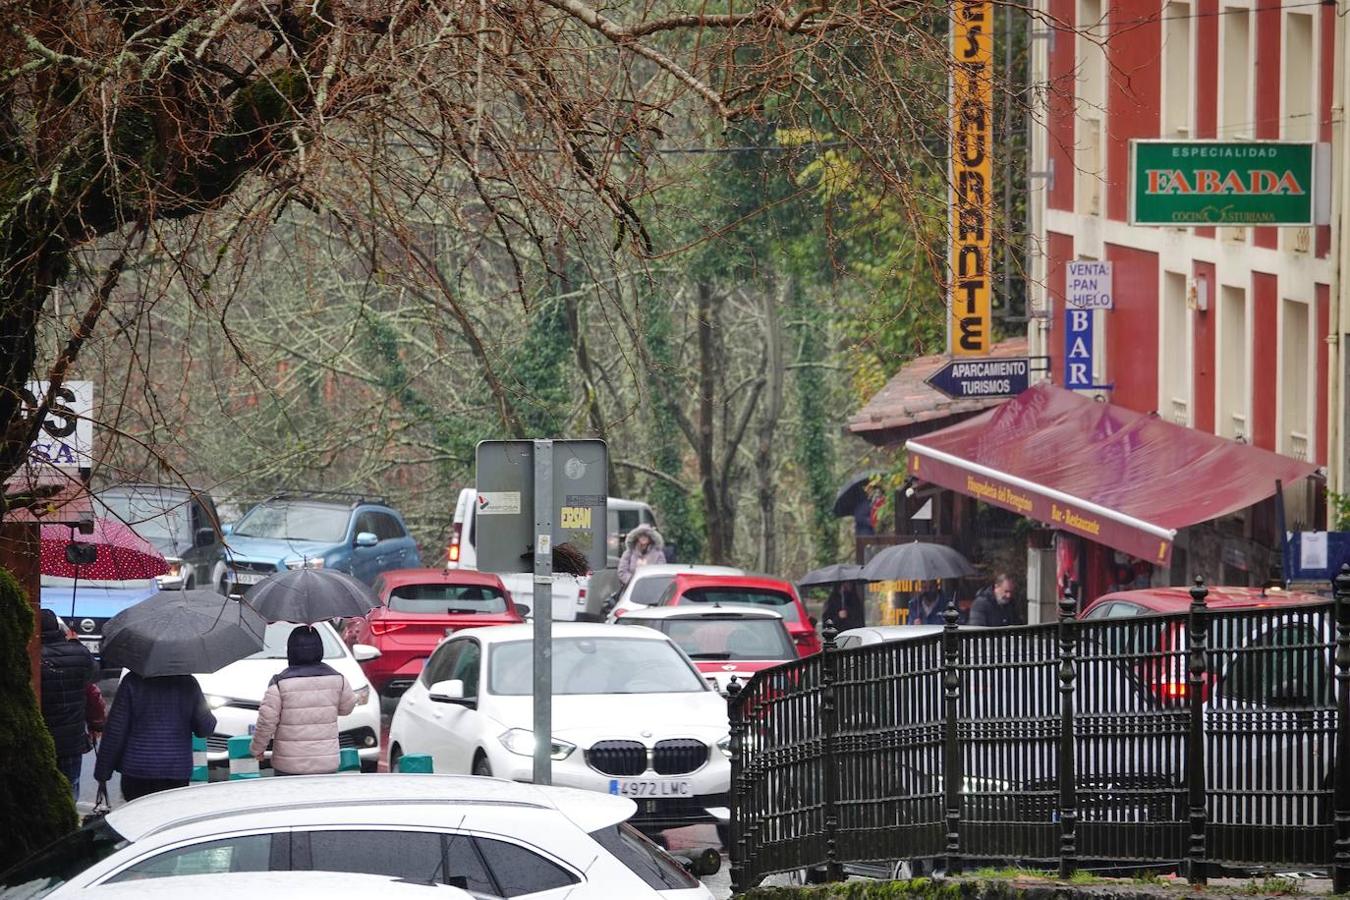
[1130,140,1316,226]
[1064,308,1094,390]
[949,0,993,356]
[1066,260,1113,310]
[24,381,93,469]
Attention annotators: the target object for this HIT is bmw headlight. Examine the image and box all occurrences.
[717,734,733,758]
[285,557,325,570]
[205,694,232,710]
[498,728,576,761]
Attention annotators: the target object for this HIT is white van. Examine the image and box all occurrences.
[447,489,657,620]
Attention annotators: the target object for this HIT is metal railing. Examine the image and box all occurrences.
[729,566,1350,891]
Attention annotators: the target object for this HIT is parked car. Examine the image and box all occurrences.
[71,871,473,900]
[193,621,383,772]
[388,623,731,838]
[94,483,229,592]
[353,568,526,700]
[615,606,796,695]
[40,576,159,667]
[0,774,714,899]
[605,564,744,622]
[654,574,822,657]
[222,493,420,595]
[833,624,984,649]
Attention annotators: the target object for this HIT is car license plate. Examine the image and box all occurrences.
[83,639,100,654]
[608,779,692,799]
[235,572,265,585]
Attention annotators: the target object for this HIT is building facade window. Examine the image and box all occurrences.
[1220,7,1252,139]
[1163,1,1193,138]
[1160,271,1192,425]
[1216,284,1251,442]
[1076,0,1106,216]
[1280,298,1312,460]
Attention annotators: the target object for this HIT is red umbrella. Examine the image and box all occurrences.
[39,518,169,581]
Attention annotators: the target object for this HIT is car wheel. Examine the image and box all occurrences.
[389,744,403,773]
[472,753,492,777]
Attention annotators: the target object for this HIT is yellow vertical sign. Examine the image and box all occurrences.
[950,0,993,356]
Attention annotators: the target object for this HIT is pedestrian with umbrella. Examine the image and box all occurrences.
[799,565,867,631]
[95,590,266,802]
[241,569,373,776]
[861,541,976,623]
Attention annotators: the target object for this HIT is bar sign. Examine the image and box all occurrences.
[1064,308,1094,390]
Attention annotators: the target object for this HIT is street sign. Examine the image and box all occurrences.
[925,357,1030,400]
[23,380,93,469]
[948,0,993,356]
[1066,261,1112,310]
[1130,140,1319,226]
[1064,308,1094,390]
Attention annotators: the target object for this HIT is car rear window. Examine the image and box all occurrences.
[588,823,698,890]
[680,587,800,623]
[388,583,507,614]
[629,575,675,606]
[662,617,795,661]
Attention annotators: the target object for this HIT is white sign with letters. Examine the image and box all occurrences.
[24,381,93,469]
[1066,260,1113,310]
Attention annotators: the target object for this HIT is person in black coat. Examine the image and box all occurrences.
[39,609,98,798]
[969,574,1023,627]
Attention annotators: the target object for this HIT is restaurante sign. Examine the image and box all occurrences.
[1130,140,1317,226]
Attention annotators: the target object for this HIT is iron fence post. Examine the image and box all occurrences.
[1057,581,1078,879]
[942,600,963,876]
[1333,564,1350,893]
[1186,576,1209,886]
[820,622,843,881]
[728,679,748,894]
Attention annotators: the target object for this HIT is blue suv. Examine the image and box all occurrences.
[222,494,421,595]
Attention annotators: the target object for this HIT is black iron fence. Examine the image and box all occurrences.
[728,567,1350,892]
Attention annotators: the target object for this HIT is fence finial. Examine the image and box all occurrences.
[1185,575,1209,884]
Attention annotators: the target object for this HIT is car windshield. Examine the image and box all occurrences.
[679,587,800,623]
[0,818,128,898]
[233,503,349,542]
[660,617,795,660]
[628,575,675,606]
[95,492,189,544]
[388,583,508,614]
[490,637,706,695]
[248,622,344,660]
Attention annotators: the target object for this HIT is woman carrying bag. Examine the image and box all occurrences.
[249,625,358,776]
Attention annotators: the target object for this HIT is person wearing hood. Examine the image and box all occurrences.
[250,625,358,776]
[617,524,666,586]
[38,610,98,797]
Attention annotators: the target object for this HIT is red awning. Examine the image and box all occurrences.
[905,384,1317,565]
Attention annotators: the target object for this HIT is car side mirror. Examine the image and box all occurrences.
[354,531,378,548]
[221,523,233,536]
[352,643,381,662]
[65,542,98,566]
[515,603,531,618]
[194,527,216,549]
[429,678,472,706]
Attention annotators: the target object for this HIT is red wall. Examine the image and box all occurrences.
[1105,0,1161,222]
[1194,0,1218,240]
[1047,0,1076,213]
[1316,283,1330,464]
[1047,231,1074,383]
[1104,244,1159,413]
[1192,260,1217,433]
[1251,272,1278,450]
[1252,0,1281,250]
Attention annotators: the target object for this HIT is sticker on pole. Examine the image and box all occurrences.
[478,491,521,515]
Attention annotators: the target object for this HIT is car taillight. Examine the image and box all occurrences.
[613,608,625,618]
[447,522,463,564]
[369,621,407,636]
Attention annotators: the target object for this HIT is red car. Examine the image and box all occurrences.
[613,606,798,694]
[654,573,822,657]
[1082,585,1324,704]
[354,568,524,698]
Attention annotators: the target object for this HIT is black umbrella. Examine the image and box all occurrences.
[860,541,976,582]
[832,470,883,518]
[101,590,267,677]
[798,564,866,588]
[243,568,378,623]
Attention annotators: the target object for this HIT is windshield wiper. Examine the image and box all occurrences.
[445,608,480,615]
[687,652,733,660]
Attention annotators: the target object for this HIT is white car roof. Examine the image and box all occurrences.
[628,564,743,580]
[77,871,473,900]
[620,605,784,621]
[837,624,983,643]
[106,774,636,841]
[453,621,671,643]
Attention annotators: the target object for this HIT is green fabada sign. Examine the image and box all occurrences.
[1130,140,1315,226]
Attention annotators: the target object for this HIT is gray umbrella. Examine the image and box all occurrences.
[101,590,267,677]
[243,568,378,623]
[831,470,884,517]
[860,541,976,582]
[798,564,866,588]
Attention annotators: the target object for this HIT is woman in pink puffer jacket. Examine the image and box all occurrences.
[250,625,357,775]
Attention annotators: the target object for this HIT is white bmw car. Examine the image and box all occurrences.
[388,623,731,836]
[194,622,383,771]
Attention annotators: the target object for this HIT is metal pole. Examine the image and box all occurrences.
[820,622,843,881]
[1057,580,1078,879]
[1333,564,1350,893]
[728,682,748,893]
[532,439,554,785]
[942,599,962,876]
[1275,479,1290,588]
[1186,576,1209,885]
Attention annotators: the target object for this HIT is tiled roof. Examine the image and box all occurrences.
[846,337,1029,447]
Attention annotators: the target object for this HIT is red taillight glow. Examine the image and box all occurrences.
[448,544,460,563]
[447,522,463,564]
[369,621,407,636]
[613,608,625,618]
[1159,681,1187,699]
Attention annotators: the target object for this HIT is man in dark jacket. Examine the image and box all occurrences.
[38,609,98,797]
[94,671,216,802]
[906,581,949,625]
[969,574,1023,627]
